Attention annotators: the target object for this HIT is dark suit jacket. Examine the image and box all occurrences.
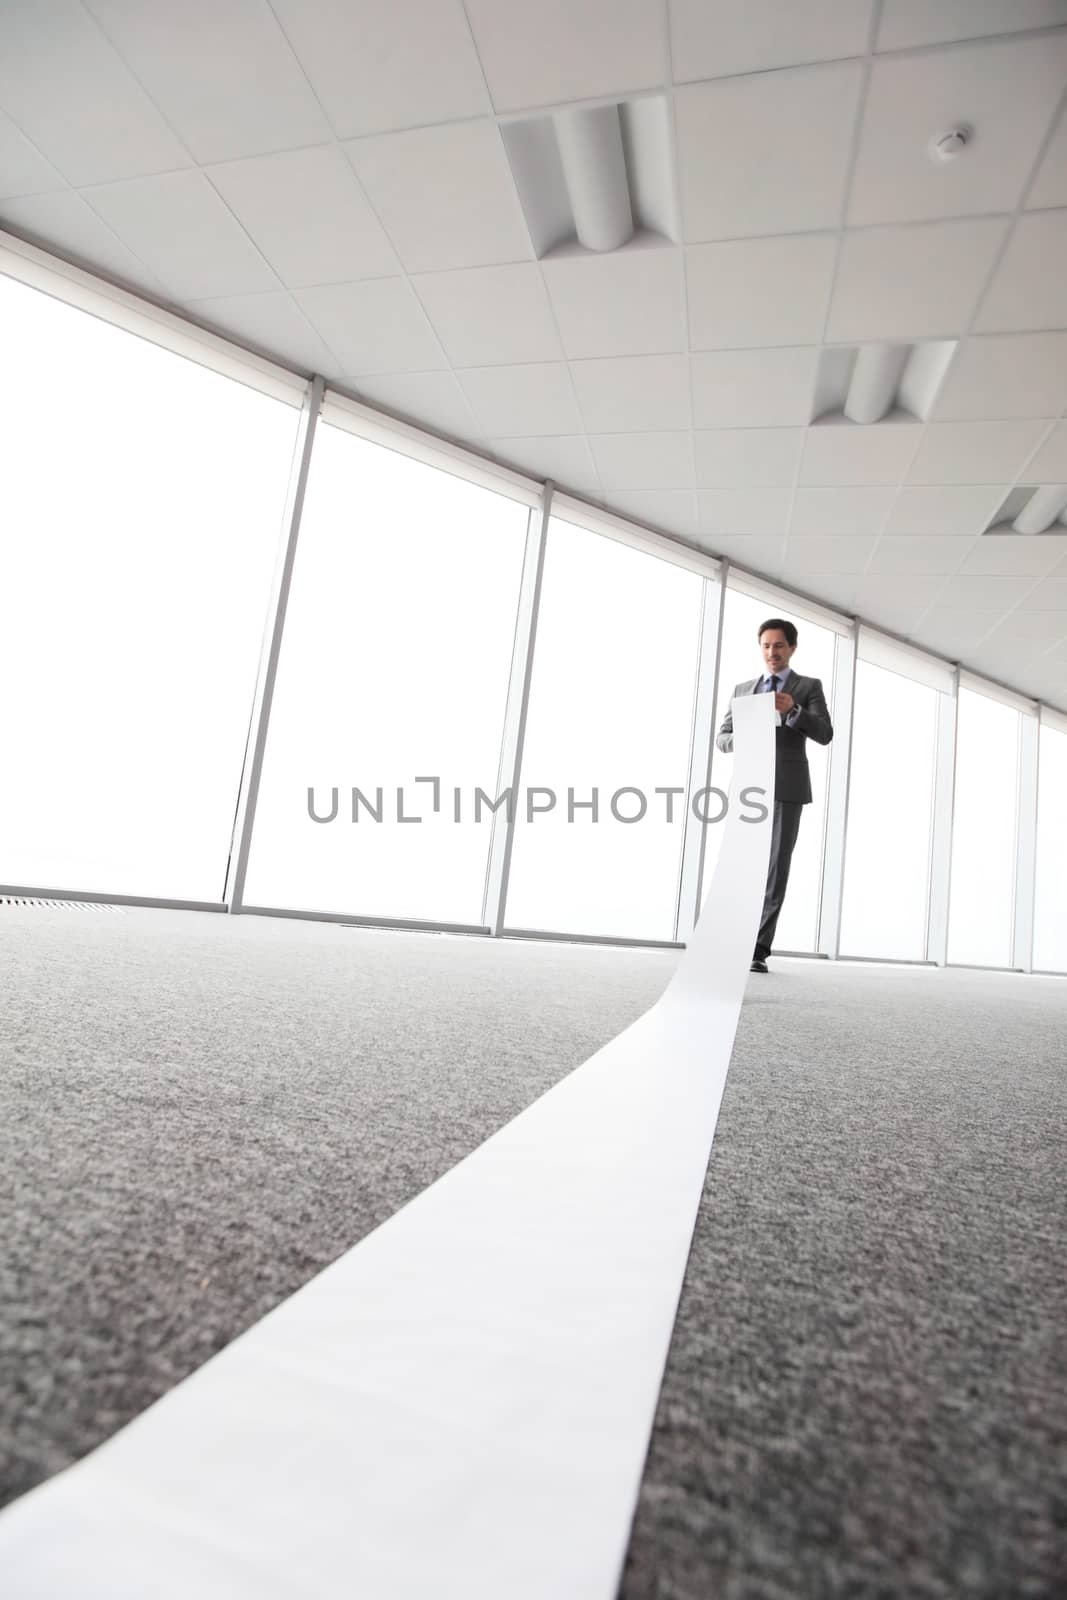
[715,669,833,805]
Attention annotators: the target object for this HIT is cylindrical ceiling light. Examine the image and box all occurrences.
[844,343,910,424]
[1012,484,1067,534]
[554,104,634,252]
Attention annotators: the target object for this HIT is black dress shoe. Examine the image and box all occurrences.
[750,958,769,973]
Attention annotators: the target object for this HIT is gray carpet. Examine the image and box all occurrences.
[0,907,663,1509]
[1,909,1064,1597]
[621,960,1067,1600]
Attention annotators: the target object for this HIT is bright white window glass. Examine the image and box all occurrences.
[503,520,704,940]
[947,687,1021,967]
[1034,721,1067,972]
[840,660,939,960]
[242,422,528,923]
[705,588,836,952]
[0,272,299,899]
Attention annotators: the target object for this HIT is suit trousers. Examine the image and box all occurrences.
[754,800,803,960]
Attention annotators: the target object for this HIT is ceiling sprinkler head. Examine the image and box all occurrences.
[929,124,973,162]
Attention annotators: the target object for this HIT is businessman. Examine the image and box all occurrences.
[716,618,833,973]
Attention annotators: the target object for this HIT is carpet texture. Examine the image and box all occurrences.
[1,909,1064,1597]
[621,961,1067,1600]
[0,907,662,1509]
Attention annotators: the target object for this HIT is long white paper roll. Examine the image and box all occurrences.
[0,694,776,1600]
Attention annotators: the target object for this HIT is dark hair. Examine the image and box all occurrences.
[757,617,798,647]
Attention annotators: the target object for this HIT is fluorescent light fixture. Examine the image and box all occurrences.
[843,344,909,424]
[1011,484,1067,534]
[554,105,634,252]
[814,340,956,425]
[984,485,1067,535]
[501,95,676,258]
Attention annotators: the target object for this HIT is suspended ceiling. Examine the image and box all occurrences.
[1,0,1067,708]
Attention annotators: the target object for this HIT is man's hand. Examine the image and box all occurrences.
[774,692,795,714]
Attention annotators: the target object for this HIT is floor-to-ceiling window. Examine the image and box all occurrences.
[1034,714,1067,973]
[704,584,838,953]
[241,406,531,924]
[503,518,705,941]
[947,684,1025,968]
[840,641,947,962]
[0,269,301,901]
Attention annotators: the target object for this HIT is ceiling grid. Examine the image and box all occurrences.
[1,0,1066,705]
[776,0,881,603]
[834,51,1067,650]
[663,0,699,537]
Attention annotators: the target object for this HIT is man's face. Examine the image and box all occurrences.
[760,629,796,675]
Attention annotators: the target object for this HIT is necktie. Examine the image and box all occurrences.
[768,674,778,693]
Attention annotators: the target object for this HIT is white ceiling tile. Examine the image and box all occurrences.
[346,121,531,274]
[458,363,583,436]
[269,0,488,138]
[971,638,1064,676]
[542,247,686,360]
[934,334,1067,420]
[608,490,699,534]
[911,608,1002,653]
[781,536,876,573]
[187,289,340,374]
[670,0,875,81]
[855,570,943,608]
[961,647,1035,680]
[985,609,1067,642]
[694,428,803,488]
[883,485,1006,536]
[590,432,694,490]
[869,536,973,574]
[86,0,332,163]
[571,354,691,432]
[793,573,863,611]
[83,170,277,299]
[0,0,191,186]
[0,189,167,295]
[931,573,1039,607]
[1028,105,1067,209]
[0,108,65,200]
[977,210,1067,332]
[462,0,665,112]
[207,146,399,288]
[413,264,562,366]
[858,577,944,608]
[800,422,922,485]
[488,434,601,495]
[877,0,1067,51]
[353,371,483,441]
[1016,670,1067,709]
[975,631,1063,673]
[790,486,896,535]
[686,233,836,349]
[698,533,786,572]
[849,35,1067,227]
[859,603,931,634]
[296,278,446,374]
[958,534,1067,575]
[962,649,1045,685]
[906,420,1048,483]
[691,347,819,428]
[675,63,864,241]
[828,217,1007,342]
[1026,422,1067,480]
[1016,576,1067,609]
[698,488,792,536]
